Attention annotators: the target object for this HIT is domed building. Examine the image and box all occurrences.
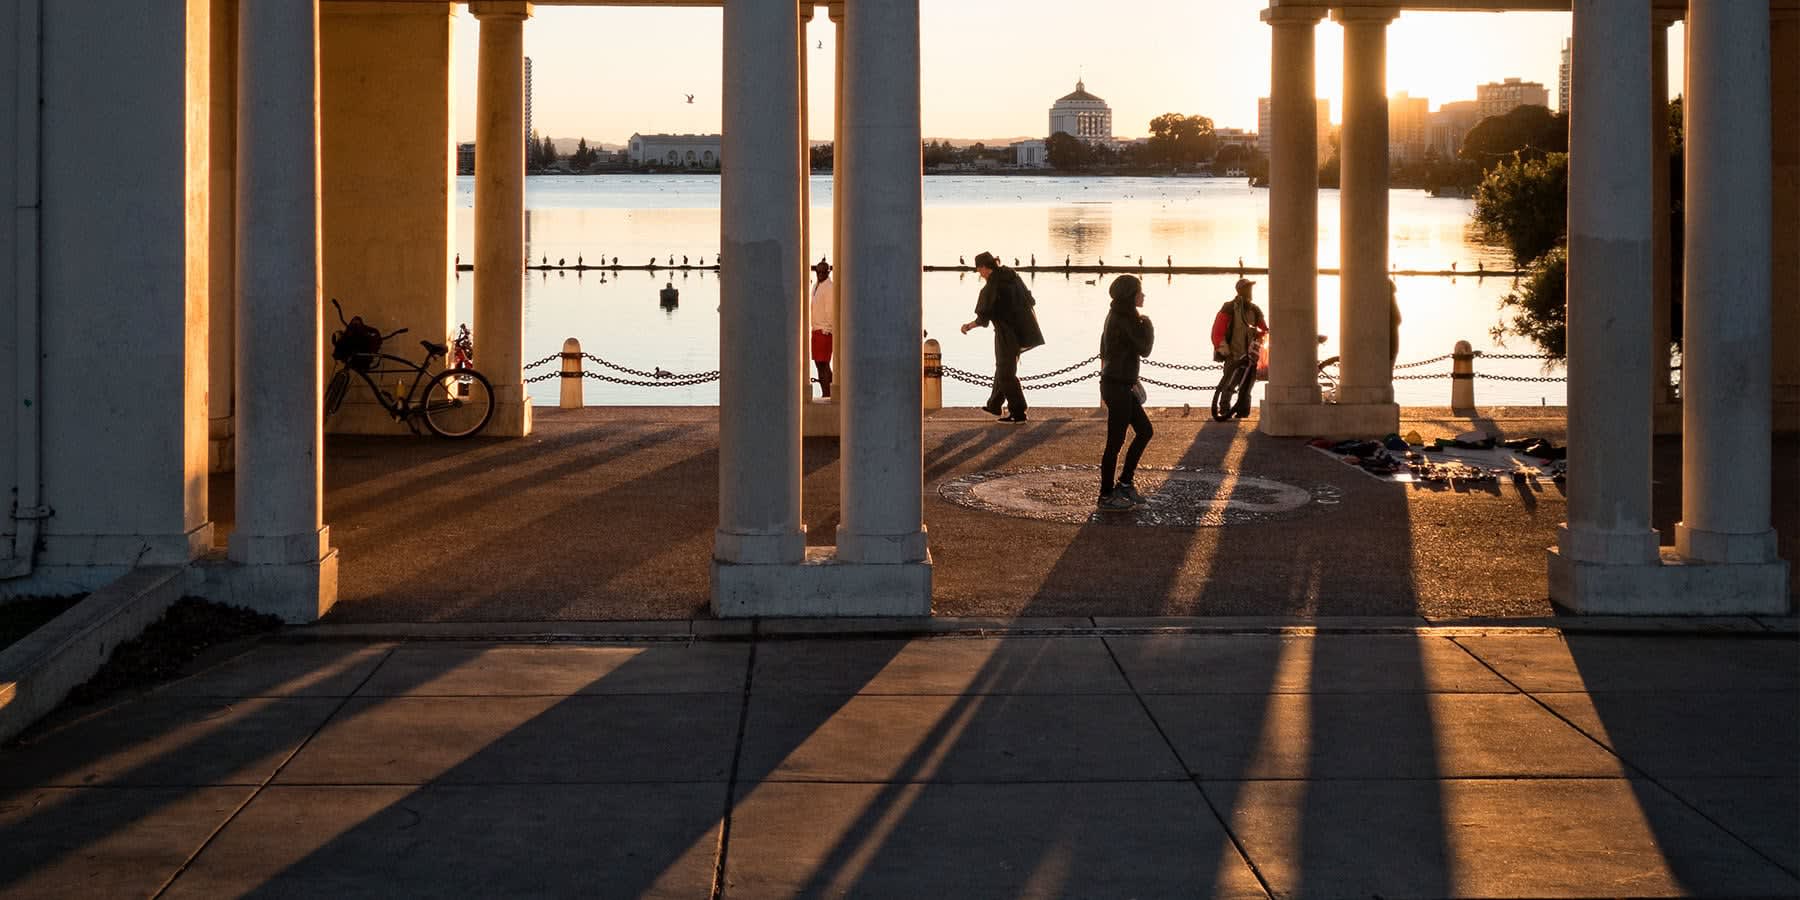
[1048,80,1112,142]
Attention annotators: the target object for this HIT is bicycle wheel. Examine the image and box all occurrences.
[1211,365,1242,422]
[419,367,495,438]
[325,369,350,416]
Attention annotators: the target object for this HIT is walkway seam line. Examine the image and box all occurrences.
[1097,634,1278,900]
[710,636,757,900]
[1444,636,1800,881]
[148,643,401,899]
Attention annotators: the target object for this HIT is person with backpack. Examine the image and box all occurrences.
[1210,277,1268,419]
[961,251,1045,423]
[1097,275,1155,510]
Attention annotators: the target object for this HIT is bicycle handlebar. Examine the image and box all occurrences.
[330,297,348,327]
[383,328,409,340]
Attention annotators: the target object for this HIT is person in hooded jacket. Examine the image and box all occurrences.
[1097,275,1155,510]
[961,251,1045,423]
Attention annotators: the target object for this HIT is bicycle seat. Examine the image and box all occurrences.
[421,339,448,357]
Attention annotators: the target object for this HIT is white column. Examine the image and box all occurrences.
[1553,0,1658,587]
[1677,0,1779,566]
[798,3,814,412]
[831,3,846,388]
[716,0,805,569]
[231,0,336,621]
[1772,9,1799,433]
[1650,13,1677,412]
[1332,7,1398,419]
[1258,7,1326,435]
[838,0,929,571]
[470,2,532,436]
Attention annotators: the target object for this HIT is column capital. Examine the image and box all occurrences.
[1652,9,1683,27]
[828,3,844,23]
[800,1,816,22]
[1261,6,1326,25]
[469,1,532,21]
[1331,7,1400,25]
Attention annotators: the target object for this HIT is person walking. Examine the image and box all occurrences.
[961,251,1044,423]
[1098,275,1155,510]
[810,258,835,399]
[1210,277,1268,419]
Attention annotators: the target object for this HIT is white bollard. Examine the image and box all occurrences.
[560,338,583,409]
[922,338,942,411]
[1451,340,1476,414]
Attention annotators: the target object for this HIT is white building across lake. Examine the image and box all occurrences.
[629,133,722,169]
[1048,80,1113,141]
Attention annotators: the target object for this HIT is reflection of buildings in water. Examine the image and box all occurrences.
[1046,205,1113,259]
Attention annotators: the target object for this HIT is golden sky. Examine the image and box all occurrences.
[453,0,1684,145]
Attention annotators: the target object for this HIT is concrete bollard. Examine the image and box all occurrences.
[922,338,943,411]
[560,338,583,409]
[1451,340,1476,414]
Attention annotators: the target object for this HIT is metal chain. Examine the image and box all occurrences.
[1476,372,1567,383]
[1138,374,1214,392]
[1016,354,1101,381]
[1393,353,1454,370]
[581,370,719,387]
[1477,352,1556,360]
[1142,358,1223,372]
[582,352,716,382]
[522,352,561,370]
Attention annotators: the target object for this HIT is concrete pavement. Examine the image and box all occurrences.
[0,628,1794,897]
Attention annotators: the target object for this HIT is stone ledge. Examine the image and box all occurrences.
[1548,548,1791,615]
[711,548,932,618]
[0,566,186,743]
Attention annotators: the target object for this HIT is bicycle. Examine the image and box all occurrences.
[325,298,496,438]
[1212,335,1339,421]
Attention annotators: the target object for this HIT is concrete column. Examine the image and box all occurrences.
[1257,6,1327,436]
[837,0,929,581]
[1677,0,1782,570]
[798,3,814,414]
[230,0,336,621]
[1773,9,1800,433]
[209,0,238,473]
[1549,0,1659,611]
[714,0,805,577]
[831,3,846,358]
[470,2,532,436]
[1331,7,1399,430]
[321,2,456,436]
[1650,13,1678,420]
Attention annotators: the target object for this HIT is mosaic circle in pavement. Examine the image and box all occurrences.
[938,464,1341,527]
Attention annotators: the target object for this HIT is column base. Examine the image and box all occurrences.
[1653,400,1683,435]
[803,395,840,437]
[1675,523,1781,565]
[712,547,933,618]
[836,524,929,565]
[487,383,533,437]
[209,417,234,473]
[714,528,807,566]
[197,550,340,624]
[1549,546,1790,615]
[1257,400,1399,439]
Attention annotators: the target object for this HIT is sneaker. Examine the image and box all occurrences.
[1116,484,1147,505]
[1097,493,1133,511]
[980,403,1003,416]
[997,414,1028,424]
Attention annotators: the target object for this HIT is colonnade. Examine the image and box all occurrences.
[1261,1,1790,613]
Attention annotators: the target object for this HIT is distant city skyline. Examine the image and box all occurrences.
[453,1,1685,145]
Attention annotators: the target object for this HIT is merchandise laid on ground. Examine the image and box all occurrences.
[1311,428,1568,487]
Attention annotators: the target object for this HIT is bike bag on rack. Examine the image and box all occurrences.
[332,316,383,370]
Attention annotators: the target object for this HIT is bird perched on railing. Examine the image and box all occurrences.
[654,367,673,378]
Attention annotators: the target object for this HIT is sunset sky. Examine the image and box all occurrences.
[450,0,1685,145]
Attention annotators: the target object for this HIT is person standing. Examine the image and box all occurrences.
[961,251,1044,423]
[1388,278,1403,366]
[809,258,835,399]
[1098,275,1155,510]
[1210,277,1268,419]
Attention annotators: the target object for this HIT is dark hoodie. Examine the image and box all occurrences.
[1100,295,1155,386]
[974,267,1046,352]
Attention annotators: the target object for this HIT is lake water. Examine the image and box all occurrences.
[451,175,1566,408]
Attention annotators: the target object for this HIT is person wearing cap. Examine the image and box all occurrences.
[1097,275,1155,510]
[1210,277,1268,418]
[809,258,835,399]
[960,251,1045,422]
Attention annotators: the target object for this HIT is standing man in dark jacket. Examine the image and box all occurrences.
[1097,275,1155,509]
[961,251,1044,423]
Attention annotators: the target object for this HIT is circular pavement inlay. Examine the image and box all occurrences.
[938,464,1341,527]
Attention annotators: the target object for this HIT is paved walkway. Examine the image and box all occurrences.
[208,407,1799,622]
[1,628,1795,897]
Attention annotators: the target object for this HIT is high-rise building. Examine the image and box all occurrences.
[524,56,534,153]
[1257,96,1332,165]
[1476,77,1550,120]
[1558,39,1573,115]
[1389,92,1431,164]
[1428,100,1483,160]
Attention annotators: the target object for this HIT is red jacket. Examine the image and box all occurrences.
[1210,301,1268,348]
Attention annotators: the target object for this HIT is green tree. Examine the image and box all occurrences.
[1492,245,1567,361]
[1046,132,1095,170]
[538,134,560,167]
[1473,151,1568,266]
[1146,114,1218,168]
[811,142,834,172]
[1459,105,1567,172]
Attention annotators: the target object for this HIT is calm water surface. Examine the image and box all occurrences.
[452,175,1564,407]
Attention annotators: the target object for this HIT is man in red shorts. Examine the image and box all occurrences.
[810,258,835,399]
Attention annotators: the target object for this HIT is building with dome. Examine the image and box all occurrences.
[1049,80,1113,142]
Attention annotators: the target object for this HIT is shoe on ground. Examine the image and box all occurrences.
[997,414,1028,424]
[1116,484,1147,505]
[981,404,1003,416]
[1097,493,1133,511]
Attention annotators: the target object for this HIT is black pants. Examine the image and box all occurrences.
[987,342,1025,415]
[814,360,832,397]
[1218,353,1259,416]
[1100,380,1153,495]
